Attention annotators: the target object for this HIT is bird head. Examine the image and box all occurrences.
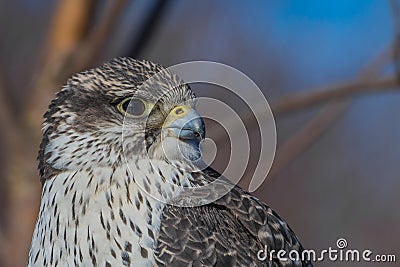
[39,58,205,184]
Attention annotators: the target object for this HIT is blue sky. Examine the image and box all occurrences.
[230,0,393,84]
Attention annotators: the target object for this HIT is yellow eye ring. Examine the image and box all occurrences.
[117,97,148,118]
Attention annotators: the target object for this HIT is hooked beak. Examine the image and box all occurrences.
[163,105,205,142]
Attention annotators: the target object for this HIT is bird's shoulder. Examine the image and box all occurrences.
[155,167,312,266]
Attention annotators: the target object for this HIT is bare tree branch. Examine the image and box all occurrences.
[391,0,400,82]
[26,0,128,139]
[40,0,98,66]
[268,44,396,181]
[66,0,129,75]
[212,75,398,145]
[211,45,397,188]
[0,67,15,136]
[272,76,398,116]
[268,101,350,179]
[0,67,40,267]
[26,0,98,137]
[2,2,108,266]
[129,0,172,57]
[360,44,394,77]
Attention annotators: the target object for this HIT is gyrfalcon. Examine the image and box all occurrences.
[28,58,312,266]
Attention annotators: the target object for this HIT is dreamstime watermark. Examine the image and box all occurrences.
[257,238,396,263]
[121,61,277,206]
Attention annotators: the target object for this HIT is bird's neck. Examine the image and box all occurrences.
[29,159,193,266]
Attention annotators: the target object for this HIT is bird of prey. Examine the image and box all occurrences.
[28,58,312,266]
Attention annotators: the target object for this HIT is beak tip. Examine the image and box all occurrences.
[163,108,205,141]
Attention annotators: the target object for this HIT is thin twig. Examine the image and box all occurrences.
[272,76,397,116]
[211,75,398,144]
[391,0,400,82]
[360,44,394,77]
[214,45,397,188]
[268,101,350,179]
[267,45,396,182]
[129,0,172,57]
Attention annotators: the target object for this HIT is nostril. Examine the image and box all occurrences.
[175,107,184,115]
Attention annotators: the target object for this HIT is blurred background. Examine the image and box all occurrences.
[0,0,399,266]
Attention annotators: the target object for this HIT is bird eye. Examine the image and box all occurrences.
[117,97,147,117]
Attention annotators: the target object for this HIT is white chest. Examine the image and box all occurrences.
[28,161,189,267]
